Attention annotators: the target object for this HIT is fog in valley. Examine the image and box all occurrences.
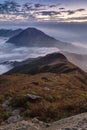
[0,22,87,74]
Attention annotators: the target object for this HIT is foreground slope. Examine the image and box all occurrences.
[0,113,87,130]
[0,53,87,123]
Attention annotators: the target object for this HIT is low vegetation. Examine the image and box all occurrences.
[2,111,12,120]
[0,72,87,122]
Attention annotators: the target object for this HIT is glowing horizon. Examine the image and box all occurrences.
[0,0,87,23]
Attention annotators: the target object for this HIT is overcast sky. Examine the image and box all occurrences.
[0,0,87,23]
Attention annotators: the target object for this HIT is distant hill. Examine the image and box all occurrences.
[0,29,23,37]
[6,52,84,75]
[1,58,36,67]
[6,27,87,54]
[6,27,71,48]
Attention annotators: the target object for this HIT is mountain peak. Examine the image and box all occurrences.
[24,27,40,31]
[20,27,46,37]
[23,27,41,33]
[6,27,58,47]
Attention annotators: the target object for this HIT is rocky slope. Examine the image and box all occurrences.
[45,112,87,130]
[0,113,87,130]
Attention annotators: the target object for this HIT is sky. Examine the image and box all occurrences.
[0,0,87,23]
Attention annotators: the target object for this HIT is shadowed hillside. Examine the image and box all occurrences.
[6,53,84,75]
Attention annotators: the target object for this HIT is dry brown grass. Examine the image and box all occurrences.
[0,72,87,122]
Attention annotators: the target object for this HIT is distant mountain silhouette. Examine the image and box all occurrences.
[6,27,84,53]
[7,28,70,48]
[0,29,23,37]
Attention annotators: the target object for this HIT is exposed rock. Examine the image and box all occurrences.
[43,87,50,91]
[7,115,22,123]
[32,118,40,124]
[0,120,40,130]
[12,109,21,116]
[0,113,87,130]
[32,118,50,128]
[2,98,22,124]
[27,94,43,102]
[2,98,12,111]
[44,113,87,130]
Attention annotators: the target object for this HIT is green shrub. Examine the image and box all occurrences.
[30,91,37,95]
[44,95,63,102]
[2,111,12,120]
[22,109,31,117]
[22,86,28,90]
[0,95,4,104]
[9,95,28,108]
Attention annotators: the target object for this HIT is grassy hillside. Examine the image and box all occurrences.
[0,53,87,123]
[0,72,87,122]
[6,53,83,75]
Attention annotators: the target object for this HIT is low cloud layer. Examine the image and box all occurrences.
[0,37,59,63]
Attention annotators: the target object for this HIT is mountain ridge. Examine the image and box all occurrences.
[6,27,71,48]
[0,29,23,37]
[0,52,87,124]
[5,52,85,75]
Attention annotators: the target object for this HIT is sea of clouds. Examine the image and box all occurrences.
[0,22,87,74]
[0,37,59,74]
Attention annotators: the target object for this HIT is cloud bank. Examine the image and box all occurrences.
[0,0,86,22]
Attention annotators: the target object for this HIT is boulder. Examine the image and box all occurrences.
[27,94,43,102]
[43,87,50,91]
[7,115,22,123]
